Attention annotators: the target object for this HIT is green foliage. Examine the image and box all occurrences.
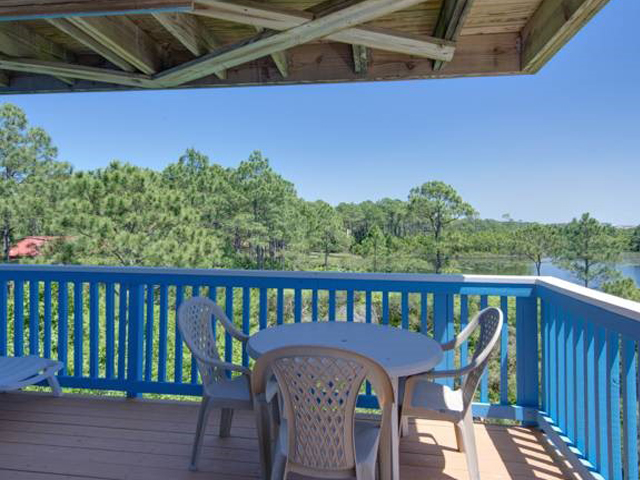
[554,213,623,287]
[51,161,221,267]
[0,103,71,260]
[512,224,559,275]
[630,225,640,252]
[601,277,640,302]
[408,181,476,273]
[304,200,350,269]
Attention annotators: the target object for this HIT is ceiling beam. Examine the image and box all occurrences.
[253,27,288,78]
[47,18,135,72]
[161,0,439,87]
[431,0,477,70]
[521,0,611,72]
[0,1,192,21]
[0,56,156,88]
[153,12,226,78]
[153,12,218,57]
[0,21,75,84]
[68,16,161,75]
[0,32,521,94]
[193,0,455,61]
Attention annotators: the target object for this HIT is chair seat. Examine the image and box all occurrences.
[276,419,381,471]
[204,374,252,409]
[0,356,62,391]
[409,379,464,415]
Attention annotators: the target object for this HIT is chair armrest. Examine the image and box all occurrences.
[212,304,249,343]
[195,352,251,376]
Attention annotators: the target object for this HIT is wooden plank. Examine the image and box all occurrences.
[160,0,444,87]
[352,44,368,74]
[0,1,192,21]
[1,33,519,94]
[68,16,161,75]
[432,0,477,70]
[47,18,135,72]
[0,21,75,84]
[194,0,455,62]
[521,0,612,72]
[0,56,156,88]
[153,11,227,79]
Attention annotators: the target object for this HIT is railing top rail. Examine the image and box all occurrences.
[1,265,638,322]
[0,264,539,284]
[537,276,640,323]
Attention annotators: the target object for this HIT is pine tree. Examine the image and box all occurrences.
[0,103,70,260]
[555,213,622,287]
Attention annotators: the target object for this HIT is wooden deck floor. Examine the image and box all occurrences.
[0,393,572,480]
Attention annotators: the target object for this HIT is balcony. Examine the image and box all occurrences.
[0,265,638,480]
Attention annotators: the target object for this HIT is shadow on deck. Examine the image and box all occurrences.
[0,393,572,480]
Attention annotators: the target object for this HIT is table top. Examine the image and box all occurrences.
[247,322,443,379]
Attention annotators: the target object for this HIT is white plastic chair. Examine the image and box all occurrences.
[177,296,252,471]
[252,345,394,480]
[401,307,503,480]
[0,355,63,396]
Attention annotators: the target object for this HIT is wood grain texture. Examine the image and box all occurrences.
[194,0,455,61]
[0,392,572,480]
[521,0,611,72]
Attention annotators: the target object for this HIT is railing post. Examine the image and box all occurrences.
[127,283,144,398]
[516,296,539,425]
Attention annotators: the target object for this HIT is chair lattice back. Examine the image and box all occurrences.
[256,346,393,474]
[177,297,230,386]
[461,307,503,408]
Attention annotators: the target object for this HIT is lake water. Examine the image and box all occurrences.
[458,253,640,288]
[536,253,640,287]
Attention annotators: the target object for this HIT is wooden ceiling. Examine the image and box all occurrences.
[0,0,612,94]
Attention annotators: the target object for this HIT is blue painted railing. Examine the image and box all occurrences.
[0,265,638,479]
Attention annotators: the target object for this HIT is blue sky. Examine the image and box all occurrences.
[1,0,638,225]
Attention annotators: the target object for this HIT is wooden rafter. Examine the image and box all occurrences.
[0,55,155,88]
[431,0,477,70]
[159,0,452,87]
[67,16,161,75]
[47,18,135,72]
[0,21,75,84]
[0,1,192,21]
[193,0,455,61]
[0,32,520,93]
[521,0,611,72]
[153,12,226,78]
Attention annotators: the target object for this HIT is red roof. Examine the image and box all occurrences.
[9,236,59,260]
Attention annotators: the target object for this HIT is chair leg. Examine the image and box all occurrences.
[219,408,234,438]
[271,450,287,480]
[458,411,480,480]
[47,375,62,397]
[400,415,409,437]
[454,423,465,453]
[189,396,212,471]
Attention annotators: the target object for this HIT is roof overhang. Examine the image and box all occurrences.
[0,0,612,95]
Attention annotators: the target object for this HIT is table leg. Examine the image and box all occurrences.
[381,377,400,480]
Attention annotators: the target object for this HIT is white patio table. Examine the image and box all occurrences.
[248,322,443,480]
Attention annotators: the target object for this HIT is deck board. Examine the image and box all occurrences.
[0,393,572,480]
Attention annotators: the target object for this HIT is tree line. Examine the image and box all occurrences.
[2,103,639,300]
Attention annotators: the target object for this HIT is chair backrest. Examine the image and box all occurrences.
[460,307,503,410]
[252,345,394,477]
[177,296,237,386]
